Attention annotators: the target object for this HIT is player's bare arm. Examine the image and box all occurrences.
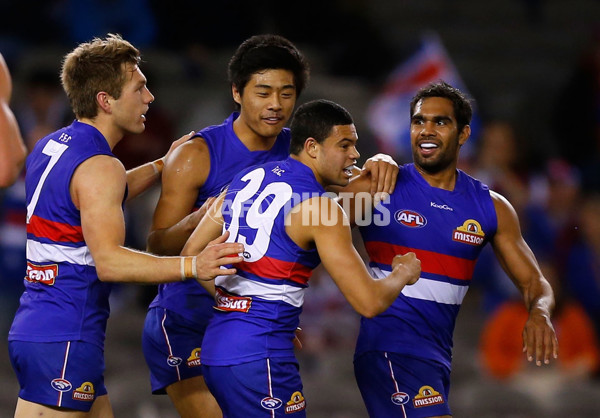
[490,190,558,366]
[72,155,241,283]
[124,131,194,201]
[286,196,420,318]
[0,54,26,187]
[147,136,211,255]
[181,192,241,295]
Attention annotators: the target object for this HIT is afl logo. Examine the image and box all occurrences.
[51,378,72,392]
[391,392,410,405]
[242,251,251,259]
[167,355,183,367]
[261,396,283,410]
[395,210,427,228]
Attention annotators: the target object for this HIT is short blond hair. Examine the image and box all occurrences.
[61,33,141,119]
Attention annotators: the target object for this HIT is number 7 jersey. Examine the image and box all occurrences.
[9,121,118,349]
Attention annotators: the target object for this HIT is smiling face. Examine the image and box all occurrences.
[109,63,154,135]
[410,96,470,174]
[313,124,360,187]
[233,69,297,145]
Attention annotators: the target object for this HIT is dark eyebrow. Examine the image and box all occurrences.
[411,114,453,123]
[338,138,357,145]
[254,83,296,90]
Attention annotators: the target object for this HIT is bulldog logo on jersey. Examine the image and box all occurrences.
[261,396,283,410]
[394,210,427,228]
[51,378,72,392]
[413,385,444,408]
[187,348,202,367]
[391,391,410,405]
[72,381,95,402]
[167,355,183,367]
[452,219,485,245]
[285,391,306,413]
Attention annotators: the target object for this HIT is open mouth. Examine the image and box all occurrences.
[343,164,357,177]
[419,142,438,150]
[263,116,283,125]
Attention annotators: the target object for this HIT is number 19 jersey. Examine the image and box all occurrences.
[201,157,324,366]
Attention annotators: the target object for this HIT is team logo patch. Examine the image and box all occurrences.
[215,287,252,313]
[452,219,485,245]
[285,391,306,414]
[26,262,58,285]
[394,210,427,228]
[167,355,182,367]
[51,378,72,392]
[187,348,202,367]
[391,391,410,405]
[261,396,283,410]
[72,381,95,402]
[413,385,444,408]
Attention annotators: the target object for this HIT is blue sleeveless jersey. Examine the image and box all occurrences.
[9,121,117,349]
[201,157,322,366]
[356,164,497,369]
[149,113,291,320]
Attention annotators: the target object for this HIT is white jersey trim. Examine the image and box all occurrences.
[27,239,95,266]
[369,266,467,305]
[215,273,305,308]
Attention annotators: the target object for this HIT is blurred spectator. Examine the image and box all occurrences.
[471,121,530,214]
[0,173,26,337]
[561,192,600,343]
[15,68,72,145]
[553,29,600,192]
[478,162,600,382]
[470,120,532,314]
[522,158,581,260]
[479,298,600,381]
[299,265,359,372]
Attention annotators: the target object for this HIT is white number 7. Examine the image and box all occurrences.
[26,140,69,224]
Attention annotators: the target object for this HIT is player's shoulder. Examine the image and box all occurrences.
[168,135,210,165]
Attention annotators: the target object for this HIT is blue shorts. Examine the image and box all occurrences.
[354,351,451,418]
[9,340,107,412]
[142,307,207,394]
[203,358,306,417]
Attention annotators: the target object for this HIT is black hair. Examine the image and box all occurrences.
[289,99,353,155]
[410,80,473,133]
[228,34,310,104]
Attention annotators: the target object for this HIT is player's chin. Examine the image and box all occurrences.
[130,123,146,135]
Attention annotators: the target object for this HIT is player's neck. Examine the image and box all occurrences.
[77,117,123,150]
[233,118,277,151]
[415,163,458,191]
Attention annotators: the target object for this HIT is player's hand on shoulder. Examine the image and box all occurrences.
[391,252,421,285]
[163,130,196,165]
[362,153,399,198]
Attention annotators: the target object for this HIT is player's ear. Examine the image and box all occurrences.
[232,85,242,106]
[97,92,112,114]
[458,125,470,146]
[305,137,318,158]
